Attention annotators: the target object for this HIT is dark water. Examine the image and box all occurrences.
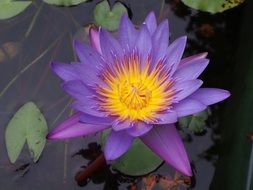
[0,0,246,189]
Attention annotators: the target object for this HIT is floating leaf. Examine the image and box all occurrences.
[5,102,48,163]
[5,111,26,163]
[112,139,163,176]
[101,130,162,176]
[181,0,245,13]
[94,0,127,31]
[43,0,88,6]
[0,1,32,20]
[178,109,209,133]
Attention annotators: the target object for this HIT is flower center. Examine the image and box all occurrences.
[96,55,175,122]
[119,81,152,110]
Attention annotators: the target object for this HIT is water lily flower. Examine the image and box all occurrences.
[47,12,230,176]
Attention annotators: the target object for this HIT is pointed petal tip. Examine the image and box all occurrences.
[215,89,231,102]
[223,89,231,98]
[201,52,208,58]
[217,89,231,100]
[46,129,66,140]
[46,132,62,140]
[50,61,59,73]
[173,58,209,81]
[46,132,54,140]
[50,61,70,75]
[49,61,55,68]
[141,125,192,177]
[179,52,209,68]
[144,11,157,25]
[189,88,231,106]
[166,153,192,176]
[144,11,157,35]
[89,26,102,54]
[146,11,156,18]
[178,167,193,176]
[197,79,203,85]
[47,120,109,140]
[50,61,62,69]
[89,25,98,34]
[174,36,187,48]
[157,19,169,31]
[181,35,187,43]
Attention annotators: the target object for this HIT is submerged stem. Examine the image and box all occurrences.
[25,3,44,38]
[0,35,62,99]
[75,154,106,183]
[63,109,74,184]
[51,98,72,126]
[159,0,165,18]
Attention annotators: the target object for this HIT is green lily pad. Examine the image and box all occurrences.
[178,109,209,133]
[101,130,163,176]
[181,0,245,13]
[94,0,127,31]
[0,1,32,20]
[5,102,48,163]
[43,0,88,6]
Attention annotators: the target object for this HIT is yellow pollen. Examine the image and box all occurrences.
[96,55,175,122]
[119,81,152,110]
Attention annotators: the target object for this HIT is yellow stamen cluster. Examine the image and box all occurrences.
[96,55,175,122]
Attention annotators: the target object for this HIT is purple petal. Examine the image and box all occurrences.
[48,112,82,135]
[71,101,105,117]
[144,11,157,35]
[100,29,123,64]
[104,130,134,160]
[173,98,206,117]
[153,110,177,124]
[141,125,192,176]
[178,52,208,68]
[127,121,153,137]
[73,40,104,67]
[80,113,115,125]
[135,24,152,64]
[151,20,169,65]
[118,14,137,52]
[89,27,102,54]
[51,62,102,86]
[47,112,109,139]
[188,88,230,106]
[51,61,79,82]
[62,80,93,101]
[173,58,209,81]
[112,119,134,131]
[166,36,187,74]
[174,79,203,101]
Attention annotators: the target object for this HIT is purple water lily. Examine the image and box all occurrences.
[47,12,230,176]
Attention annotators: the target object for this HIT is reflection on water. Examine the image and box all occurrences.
[0,0,245,189]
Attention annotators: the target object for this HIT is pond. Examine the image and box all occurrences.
[0,0,249,189]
